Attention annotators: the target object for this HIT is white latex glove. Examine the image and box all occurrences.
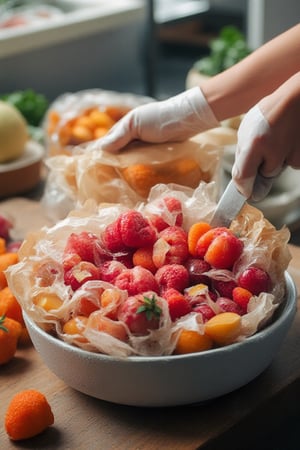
[232,105,279,201]
[100,87,219,153]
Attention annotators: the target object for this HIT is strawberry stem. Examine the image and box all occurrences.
[137,295,162,321]
[0,314,8,333]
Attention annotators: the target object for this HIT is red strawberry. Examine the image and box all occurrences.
[238,266,271,296]
[185,258,211,286]
[64,261,101,291]
[118,293,162,335]
[114,266,159,295]
[204,232,244,269]
[163,288,192,321]
[119,210,157,248]
[232,286,253,313]
[154,226,188,267]
[212,278,237,299]
[64,231,103,264]
[216,297,243,315]
[100,260,127,283]
[155,264,189,294]
[148,196,183,231]
[193,303,216,322]
[102,218,126,253]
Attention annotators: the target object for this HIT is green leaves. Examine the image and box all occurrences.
[0,315,8,333]
[137,295,162,321]
[0,89,49,127]
[194,25,252,76]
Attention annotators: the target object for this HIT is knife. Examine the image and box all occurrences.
[210,179,246,228]
[210,174,274,228]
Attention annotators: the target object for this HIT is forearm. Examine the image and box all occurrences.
[201,24,300,120]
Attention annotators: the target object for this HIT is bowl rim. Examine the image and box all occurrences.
[24,272,297,363]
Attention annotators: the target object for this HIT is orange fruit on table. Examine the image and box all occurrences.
[5,389,54,441]
[0,286,24,324]
[0,252,18,289]
[0,315,22,364]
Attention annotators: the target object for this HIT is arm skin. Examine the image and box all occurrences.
[201,23,300,121]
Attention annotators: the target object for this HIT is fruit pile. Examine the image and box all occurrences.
[46,105,130,155]
[6,186,290,357]
[0,215,29,365]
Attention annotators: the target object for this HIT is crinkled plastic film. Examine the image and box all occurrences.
[42,136,223,222]
[6,184,291,357]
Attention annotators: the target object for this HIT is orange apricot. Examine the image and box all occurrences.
[63,316,88,342]
[0,315,22,364]
[175,329,213,354]
[132,247,156,273]
[0,237,6,254]
[5,389,54,441]
[89,109,115,129]
[187,222,212,257]
[0,252,18,289]
[0,286,24,324]
[33,292,63,311]
[204,312,242,346]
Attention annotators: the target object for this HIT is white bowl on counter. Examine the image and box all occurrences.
[24,272,297,407]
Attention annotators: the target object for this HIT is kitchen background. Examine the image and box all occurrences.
[1,0,300,100]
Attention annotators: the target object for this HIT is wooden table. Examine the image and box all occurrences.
[1,200,300,449]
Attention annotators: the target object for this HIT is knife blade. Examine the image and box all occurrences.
[210,179,246,228]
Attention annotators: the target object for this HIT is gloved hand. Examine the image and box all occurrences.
[100,87,219,153]
[232,73,300,201]
[232,105,275,201]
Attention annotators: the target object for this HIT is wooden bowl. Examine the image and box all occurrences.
[0,140,45,199]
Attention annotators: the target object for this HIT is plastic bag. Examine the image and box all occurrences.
[41,134,223,222]
[44,89,154,156]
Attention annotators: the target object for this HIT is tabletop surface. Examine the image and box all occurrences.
[1,199,300,450]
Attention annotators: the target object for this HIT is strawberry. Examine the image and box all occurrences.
[216,297,243,315]
[119,210,157,248]
[163,288,192,321]
[148,196,183,231]
[212,278,237,299]
[155,264,189,294]
[114,266,159,296]
[64,231,107,265]
[232,286,252,313]
[118,293,162,335]
[64,261,101,291]
[185,258,211,286]
[237,266,271,296]
[204,232,244,269]
[100,260,126,283]
[153,226,188,267]
[193,303,216,322]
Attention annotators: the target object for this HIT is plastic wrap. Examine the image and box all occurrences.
[6,183,291,357]
[41,134,223,222]
[44,89,154,156]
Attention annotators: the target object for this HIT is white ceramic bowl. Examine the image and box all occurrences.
[24,273,297,407]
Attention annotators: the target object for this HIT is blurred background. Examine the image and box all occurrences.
[1,0,300,100]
